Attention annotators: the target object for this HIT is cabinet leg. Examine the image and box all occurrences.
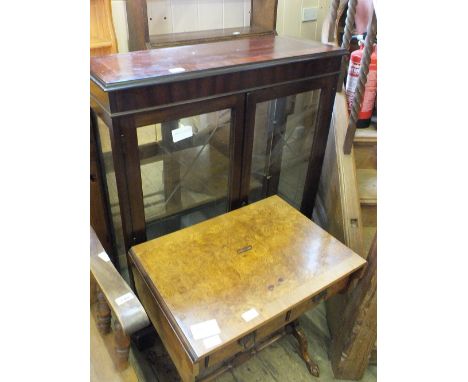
[96,287,111,334]
[114,321,131,371]
[289,321,320,377]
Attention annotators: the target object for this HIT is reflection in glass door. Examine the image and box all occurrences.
[248,89,322,210]
[137,109,232,240]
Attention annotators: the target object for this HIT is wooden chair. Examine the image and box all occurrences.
[90,227,149,372]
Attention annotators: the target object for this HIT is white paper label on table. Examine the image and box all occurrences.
[190,319,221,340]
[241,308,259,322]
[115,292,134,306]
[171,124,193,143]
[168,67,186,74]
[203,335,222,349]
[97,251,110,262]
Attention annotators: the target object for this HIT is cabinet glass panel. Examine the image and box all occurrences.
[248,89,321,210]
[95,116,128,273]
[138,109,232,240]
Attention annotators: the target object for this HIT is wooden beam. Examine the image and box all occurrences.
[125,0,150,51]
[251,0,278,31]
[312,91,364,257]
[312,91,364,339]
[330,234,377,380]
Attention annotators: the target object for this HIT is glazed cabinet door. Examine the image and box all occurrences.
[133,95,245,241]
[241,77,338,217]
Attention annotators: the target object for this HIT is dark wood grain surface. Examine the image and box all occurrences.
[149,26,273,49]
[90,36,344,89]
[129,196,365,361]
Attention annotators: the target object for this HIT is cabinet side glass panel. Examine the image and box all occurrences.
[96,116,128,274]
[137,109,232,240]
[248,89,322,209]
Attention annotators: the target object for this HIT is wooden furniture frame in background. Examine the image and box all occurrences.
[126,0,278,51]
[91,0,118,55]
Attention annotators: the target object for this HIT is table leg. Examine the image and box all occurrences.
[289,321,320,377]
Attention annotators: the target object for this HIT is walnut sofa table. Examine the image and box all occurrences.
[129,196,365,381]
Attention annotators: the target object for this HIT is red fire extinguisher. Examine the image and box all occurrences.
[346,41,377,128]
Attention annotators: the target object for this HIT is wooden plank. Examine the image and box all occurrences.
[312,91,364,257]
[150,26,273,48]
[354,141,377,170]
[125,0,150,51]
[354,125,377,144]
[311,90,366,359]
[361,204,377,227]
[256,340,312,382]
[251,0,278,31]
[330,235,377,380]
[362,226,377,260]
[357,169,377,205]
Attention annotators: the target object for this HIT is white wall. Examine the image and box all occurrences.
[146,0,251,34]
[276,0,330,41]
[110,0,331,53]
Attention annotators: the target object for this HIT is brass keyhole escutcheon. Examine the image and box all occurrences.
[237,245,252,254]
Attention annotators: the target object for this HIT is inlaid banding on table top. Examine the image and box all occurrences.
[90,35,345,89]
[129,196,366,359]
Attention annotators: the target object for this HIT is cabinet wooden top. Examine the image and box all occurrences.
[129,196,365,361]
[90,35,345,90]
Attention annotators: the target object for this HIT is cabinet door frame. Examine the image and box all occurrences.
[240,74,339,217]
[107,93,246,255]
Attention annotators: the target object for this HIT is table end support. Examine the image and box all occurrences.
[288,321,320,377]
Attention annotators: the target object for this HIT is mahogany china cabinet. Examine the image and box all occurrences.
[90,35,346,272]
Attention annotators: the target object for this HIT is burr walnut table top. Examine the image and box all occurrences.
[129,196,366,362]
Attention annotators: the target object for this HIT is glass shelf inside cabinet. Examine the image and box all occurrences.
[138,109,232,240]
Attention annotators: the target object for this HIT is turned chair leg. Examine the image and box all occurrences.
[96,287,111,334]
[289,321,320,377]
[114,321,131,371]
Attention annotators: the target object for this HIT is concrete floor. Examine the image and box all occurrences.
[131,302,376,382]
